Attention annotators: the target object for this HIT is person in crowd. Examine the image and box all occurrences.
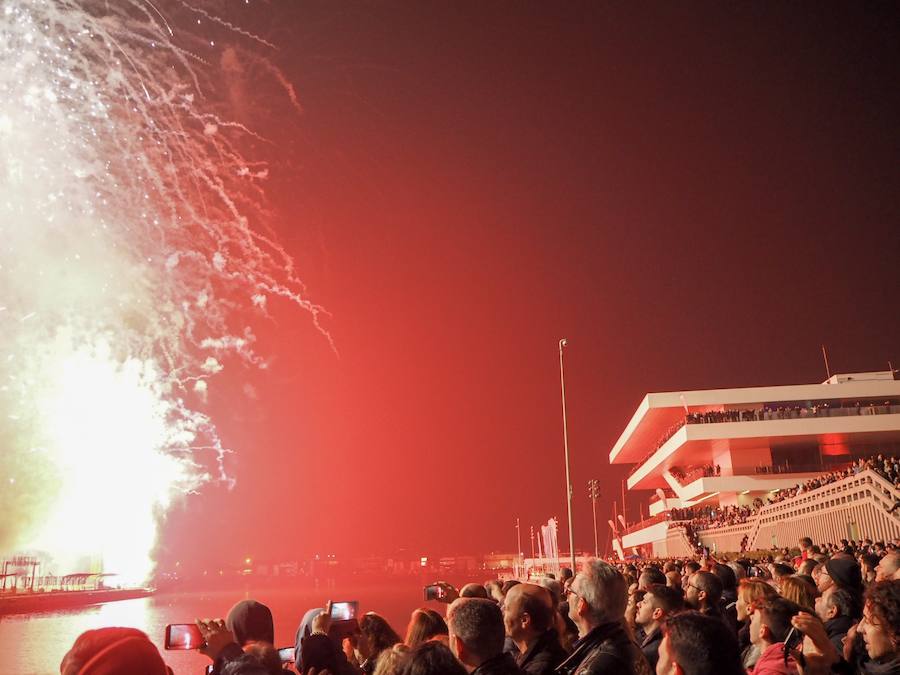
[448,597,521,675]
[353,613,402,674]
[557,559,652,675]
[874,551,899,582]
[813,562,833,595]
[487,580,506,603]
[221,644,283,675]
[825,557,864,619]
[684,571,722,620]
[747,597,802,675]
[634,584,683,671]
[664,571,681,592]
[655,611,744,675]
[502,583,567,675]
[625,589,646,640]
[401,641,468,675]
[799,537,814,560]
[542,576,578,652]
[796,559,817,577]
[856,580,900,671]
[461,583,491,599]
[736,578,778,667]
[860,554,880,585]
[712,563,738,632]
[374,644,410,675]
[779,576,817,613]
[60,627,172,675]
[770,564,794,591]
[638,567,666,591]
[405,609,449,648]
[726,561,747,582]
[198,600,283,675]
[814,586,855,656]
[227,599,276,647]
[503,580,522,598]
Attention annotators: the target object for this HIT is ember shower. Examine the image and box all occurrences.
[0,1,321,584]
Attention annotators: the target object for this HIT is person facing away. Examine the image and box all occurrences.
[555,559,652,675]
[60,627,172,675]
[634,585,683,672]
[655,611,744,675]
[502,583,568,675]
[448,597,522,675]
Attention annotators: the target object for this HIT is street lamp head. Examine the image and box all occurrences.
[559,338,568,348]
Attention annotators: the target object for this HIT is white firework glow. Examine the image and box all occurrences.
[0,1,321,584]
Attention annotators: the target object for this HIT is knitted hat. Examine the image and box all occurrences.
[825,557,863,590]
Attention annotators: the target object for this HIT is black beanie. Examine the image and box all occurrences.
[825,557,863,590]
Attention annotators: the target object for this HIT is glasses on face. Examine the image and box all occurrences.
[564,587,579,599]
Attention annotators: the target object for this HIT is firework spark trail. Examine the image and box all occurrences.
[0,0,321,584]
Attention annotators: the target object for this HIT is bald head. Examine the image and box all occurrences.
[502,583,555,646]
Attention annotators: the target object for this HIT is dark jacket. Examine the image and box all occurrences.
[474,652,523,675]
[554,622,652,675]
[825,615,854,657]
[517,630,568,675]
[639,628,662,671]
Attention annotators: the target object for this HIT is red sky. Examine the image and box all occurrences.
[158,2,900,569]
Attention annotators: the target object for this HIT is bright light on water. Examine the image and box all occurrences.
[0,1,324,584]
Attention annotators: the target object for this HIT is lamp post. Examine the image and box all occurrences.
[588,479,600,557]
[559,338,576,572]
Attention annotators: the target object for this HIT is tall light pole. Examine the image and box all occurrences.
[588,479,600,557]
[515,518,523,577]
[559,338,576,572]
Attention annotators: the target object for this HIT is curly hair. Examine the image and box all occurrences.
[865,580,900,643]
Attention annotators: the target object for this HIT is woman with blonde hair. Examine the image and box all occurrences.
[779,575,817,613]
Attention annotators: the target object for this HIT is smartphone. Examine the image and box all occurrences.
[329,600,358,621]
[278,646,296,663]
[165,623,204,650]
[424,584,446,601]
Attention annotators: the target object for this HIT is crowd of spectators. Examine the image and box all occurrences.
[60,535,900,675]
[664,454,900,534]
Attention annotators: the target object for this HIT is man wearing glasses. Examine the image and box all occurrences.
[555,560,652,675]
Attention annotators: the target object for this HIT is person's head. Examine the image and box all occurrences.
[860,553,880,582]
[635,584,684,633]
[813,562,833,594]
[405,609,448,649]
[537,577,563,605]
[726,562,746,582]
[559,567,574,583]
[858,580,900,662]
[500,579,520,598]
[685,571,722,611]
[400,641,467,675]
[358,613,402,661]
[639,567,667,590]
[227,599,275,646]
[797,559,816,577]
[60,627,170,675]
[656,611,744,675]
[712,564,736,595]
[875,552,900,582]
[501,583,554,646]
[749,597,802,648]
[779,576,817,612]
[683,561,701,579]
[459,583,489,599]
[484,580,504,603]
[447,598,505,670]
[567,559,627,636]
[736,578,777,622]
[770,563,794,589]
[373,644,410,675]
[221,644,282,675]
[815,586,853,624]
[665,571,682,590]
[825,557,863,593]
[799,537,813,551]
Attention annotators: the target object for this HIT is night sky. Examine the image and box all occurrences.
[158,2,900,569]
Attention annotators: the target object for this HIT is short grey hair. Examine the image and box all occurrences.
[446,598,504,661]
[574,559,626,623]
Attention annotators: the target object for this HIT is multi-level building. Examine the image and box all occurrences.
[609,371,900,557]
